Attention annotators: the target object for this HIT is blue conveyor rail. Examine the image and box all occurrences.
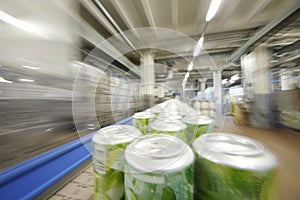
[0,117,133,200]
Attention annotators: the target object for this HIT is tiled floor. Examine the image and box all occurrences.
[49,117,300,200]
[48,166,94,200]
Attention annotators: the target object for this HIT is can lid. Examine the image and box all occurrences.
[125,134,194,173]
[192,133,278,170]
[133,112,155,119]
[92,125,142,145]
[182,115,212,125]
[178,108,198,116]
[149,106,164,113]
[164,110,181,115]
[150,120,187,132]
[156,114,182,121]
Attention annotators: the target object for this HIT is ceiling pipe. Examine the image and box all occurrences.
[224,0,300,67]
[81,0,119,36]
[92,0,139,55]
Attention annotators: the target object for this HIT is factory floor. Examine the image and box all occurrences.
[48,116,300,200]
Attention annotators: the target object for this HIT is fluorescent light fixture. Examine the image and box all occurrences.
[193,36,204,57]
[0,76,13,83]
[182,76,188,84]
[22,65,40,70]
[188,62,193,71]
[0,10,45,38]
[229,79,235,84]
[184,72,190,79]
[182,79,187,87]
[206,0,222,22]
[231,74,240,81]
[19,78,34,82]
[221,79,228,84]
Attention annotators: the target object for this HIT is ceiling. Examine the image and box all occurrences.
[79,0,300,88]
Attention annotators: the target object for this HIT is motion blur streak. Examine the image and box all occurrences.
[0,0,144,170]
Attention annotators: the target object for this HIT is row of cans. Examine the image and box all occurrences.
[132,99,213,145]
[92,123,278,200]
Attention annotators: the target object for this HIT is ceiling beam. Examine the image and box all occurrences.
[243,0,272,22]
[110,0,135,29]
[141,0,156,27]
[82,0,118,36]
[171,0,179,30]
[92,0,138,53]
[193,0,205,34]
[59,1,141,77]
[226,0,300,65]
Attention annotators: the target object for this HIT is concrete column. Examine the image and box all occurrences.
[140,51,155,107]
[242,44,271,128]
[199,79,206,100]
[157,84,165,98]
[140,51,155,95]
[253,45,269,94]
[241,53,255,99]
[213,71,222,114]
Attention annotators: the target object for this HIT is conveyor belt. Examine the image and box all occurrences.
[48,117,300,200]
[0,117,133,200]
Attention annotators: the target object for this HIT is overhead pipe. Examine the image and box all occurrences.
[92,0,139,55]
[225,0,300,66]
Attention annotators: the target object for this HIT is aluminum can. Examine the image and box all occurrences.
[182,115,212,139]
[124,134,194,200]
[132,111,155,134]
[92,125,141,200]
[192,133,278,200]
[150,119,192,144]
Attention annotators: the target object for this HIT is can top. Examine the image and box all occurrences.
[182,115,212,125]
[92,125,142,145]
[125,134,194,173]
[156,114,182,121]
[178,107,198,116]
[133,111,155,119]
[163,110,181,115]
[192,133,278,170]
[150,120,187,132]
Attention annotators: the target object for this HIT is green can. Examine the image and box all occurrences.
[92,125,142,200]
[192,133,278,200]
[150,119,193,145]
[133,112,155,134]
[124,134,194,200]
[182,115,212,139]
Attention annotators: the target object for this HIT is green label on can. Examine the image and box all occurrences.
[125,164,194,200]
[194,155,277,200]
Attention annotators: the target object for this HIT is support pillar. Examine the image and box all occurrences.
[157,84,165,98]
[213,70,222,114]
[242,44,271,128]
[199,79,206,101]
[253,44,271,128]
[140,51,155,107]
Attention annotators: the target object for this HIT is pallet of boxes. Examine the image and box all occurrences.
[233,99,250,125]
